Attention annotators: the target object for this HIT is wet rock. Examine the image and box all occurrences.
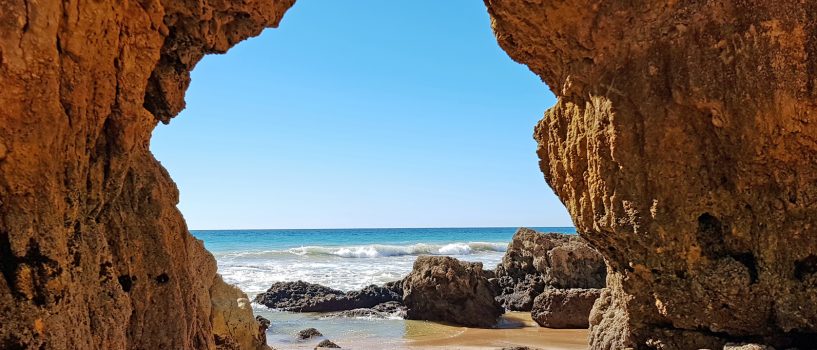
[494,228,606,311]
[325,301,407,319]
[256,315,271,344]
[315,339,341,349]
[723,344,776,350]
[403,256,504,328]
[254,281,402,312]
[531,288,601,329]
[297,328,322,340]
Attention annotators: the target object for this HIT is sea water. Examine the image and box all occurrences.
[192,227,576,349]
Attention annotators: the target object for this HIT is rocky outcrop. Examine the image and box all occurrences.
[325,301,407,319]
[485,1,817,349]
[314,339,341,349]
[254,281,402,312]
[494,228,605,310]
[297,328,322,340]
[0,0,295,348]
[531,288,601,329]
[210,275,271,350]
[403,256,503,328]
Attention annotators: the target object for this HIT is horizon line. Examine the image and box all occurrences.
[188,225,577,231]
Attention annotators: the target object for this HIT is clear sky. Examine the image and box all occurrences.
[150,0,572,230]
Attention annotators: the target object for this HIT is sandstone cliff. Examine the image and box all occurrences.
[486,1,817,349]
[0,0,294,348]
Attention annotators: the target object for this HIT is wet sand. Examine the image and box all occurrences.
[401,312,588,349]
[264,310,587,349]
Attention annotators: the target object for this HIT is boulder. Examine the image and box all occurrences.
[210,275,272,350]
[494,228,606,311]
[403,256,504,328]
[531,288,602,329]
[297,328,322,340]
[315,339,341,349]
[254,281,401,312]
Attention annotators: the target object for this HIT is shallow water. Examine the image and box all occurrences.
[192,227,578,348]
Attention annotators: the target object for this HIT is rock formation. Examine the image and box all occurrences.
[314,339,341,349]
[296,328,322,340]
[254,280,402,312]
[402,256,503,328]
[485,1,817,349]
[531,288,601,329]
[4,0,815,348]
[0,0,295,348]
[494,228,605,310]
[210,275,271,350]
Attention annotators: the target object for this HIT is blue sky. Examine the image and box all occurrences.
[150,0,572,230]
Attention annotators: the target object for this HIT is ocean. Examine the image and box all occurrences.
[192,227,576,348]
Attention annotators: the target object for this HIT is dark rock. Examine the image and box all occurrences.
[494,228,606,311]
[254,281,401,312]
[403,256,504,328]
[315,339,341,349]
[723,344,776,350]
[324,301,407,319]
[531,288,601,329]
[297,327,322,340]
[255,315,271,345]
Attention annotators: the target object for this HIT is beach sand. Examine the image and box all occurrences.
[271,311,589,350]
[401,312,588,350]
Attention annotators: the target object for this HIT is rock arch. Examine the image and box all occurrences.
[1,0,815,349]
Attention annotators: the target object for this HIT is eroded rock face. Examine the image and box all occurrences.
[0,0,294,348]
[494,228,605,310]
[485,1,817,349]
[531,288,601,329]
[210,275,271,350]
[403,256,503,328]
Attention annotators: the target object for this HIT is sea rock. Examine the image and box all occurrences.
[723,344,776,350]
[531,288,602,329]
[0,0,295,348]
[485,1,817,349]
[315,339,341,349]
[210,275,271,350]
[297,328,322,340]
[254,281,402,312]
[494,228,606,311]
[325,301,407,319]
[403,256,504,328]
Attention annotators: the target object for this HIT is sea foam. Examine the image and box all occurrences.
[285,242,507,258]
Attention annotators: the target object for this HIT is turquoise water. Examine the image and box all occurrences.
[192,227,575,293]
[192,227,576,348]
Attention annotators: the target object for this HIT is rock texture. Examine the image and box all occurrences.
[210,275,271,350]
[0,0,294,348]
[485,1,817,349]
[254,281,402,312]
[531,288,601,329]
[296,328,322,340]
[494,228,605,310]
[314,339,340,349]
[403,256,503,328]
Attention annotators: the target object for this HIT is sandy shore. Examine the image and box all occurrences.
[401,312,588,350]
